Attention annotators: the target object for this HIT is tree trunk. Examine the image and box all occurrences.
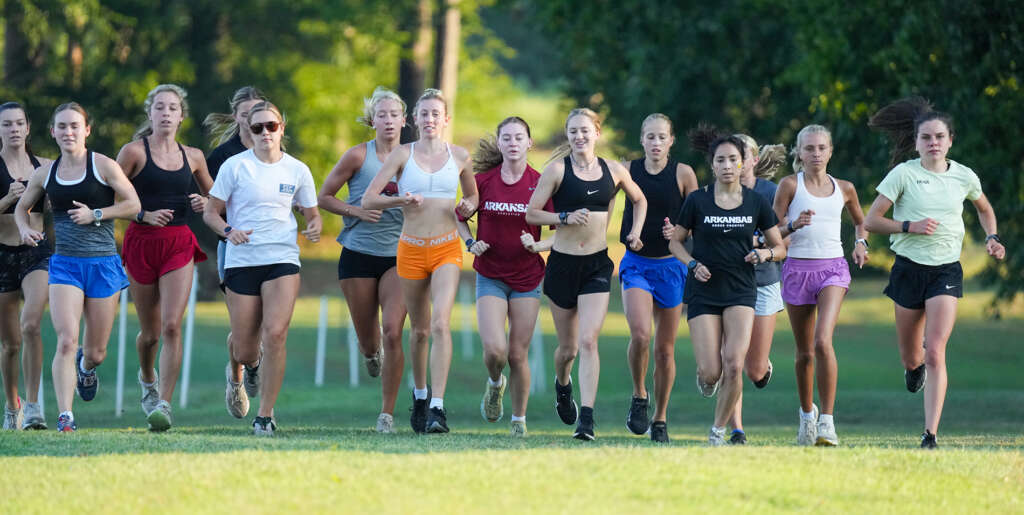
[433,0,461,131]
[398,0,434,143]
[3,0,31,88]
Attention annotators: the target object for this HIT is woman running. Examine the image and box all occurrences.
[362,89,477,434]
[456,116,551,437]
[15,102,141,432]
[116,84,214,431]
[203,101,321,436]
[526,107,647,441]
[774,124,868,446]
[726,134,786,445]
[318,87,408,434]
[865,98,1005,449]
[667,125,785,446]
[0,102,52,430]
[619,113,697,443]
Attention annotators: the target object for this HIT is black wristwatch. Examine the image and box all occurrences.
[136,211,145,223]
[986,234,1001,244]
[558,211,569,225]
[902,220,910,233]
[688,260,699,271]
[465,238,476,250]
[223,225,233,237]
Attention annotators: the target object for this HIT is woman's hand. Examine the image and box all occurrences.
[662,217,675,240]
[626,231,643,251]
[19,226,44,247]
[469,239,490,256]
[403,192,424,207]
[567,208,590,226]
[143,208,175,227]
[456,198,476,218]
[188,193,207,213]
[909,218,939,235]
[693,262,711,282]
[355,207,382,223]
[852,243,869,268]
[987,238,1006,260]
[227,228,253,245]
[791,209,814,230]
[68,201,96,225]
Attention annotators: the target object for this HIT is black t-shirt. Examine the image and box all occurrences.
[676,184,778,307]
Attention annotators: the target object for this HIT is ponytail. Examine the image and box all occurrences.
[868,97,954,166]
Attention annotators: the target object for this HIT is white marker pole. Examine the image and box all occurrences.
[114,289,128,417]
[529,315,546,394]
[348,322,359,387]
[315,295,327,386]
[179,269,198,408]
[37,370,44,414]
[460,282,473,360]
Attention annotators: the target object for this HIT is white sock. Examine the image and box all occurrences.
[413,387,428,400]
[712,425,726,434]
[800,409,816,420]
[819,414,834,425]
[429,398,444,409]
[60,410,74,421]
[488,376,502,387]
[511,415,526,423]
[79,355,94,374]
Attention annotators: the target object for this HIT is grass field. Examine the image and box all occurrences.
[1,277,1022,513]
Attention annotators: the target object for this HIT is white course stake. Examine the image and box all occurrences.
[179,269,198,408]
[315,295,328,386]
[37,369,44,414]
[460,282,473,360]
[529,316,546,394]
[114,289,128,417]
[348,322,359,387]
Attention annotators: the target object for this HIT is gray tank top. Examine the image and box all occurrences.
[336,140,403,256]
[44,153,117,257]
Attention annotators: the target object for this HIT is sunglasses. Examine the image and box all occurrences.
[250,121,281,134]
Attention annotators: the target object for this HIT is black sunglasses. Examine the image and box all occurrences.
[250,121,281,134]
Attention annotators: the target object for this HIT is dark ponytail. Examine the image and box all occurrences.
[869,97,954,166]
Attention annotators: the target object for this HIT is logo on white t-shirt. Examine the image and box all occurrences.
[279,184,296,194]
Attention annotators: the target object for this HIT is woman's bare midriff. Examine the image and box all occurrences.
[552,212,609,255]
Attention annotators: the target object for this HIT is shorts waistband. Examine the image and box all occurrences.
[0,242,38,252]
[783,256,848,271]
[622,249,676,265]
[894,254,959,270]
[127,223,196,238]
[399,230,459,248]
[550,248,609,260]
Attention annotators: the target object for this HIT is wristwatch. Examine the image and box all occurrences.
[92,209,104,226]
[986,234,1001,244]
[558,211,569,225]
[136,211,145,223]
[223,225,233,237]
[855,238,870,249]
[902,220,910,233]
[465,238,476,250]
[688,260,699,271]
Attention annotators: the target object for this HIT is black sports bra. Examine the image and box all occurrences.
[1,154,44,214]
[551,156,616,213]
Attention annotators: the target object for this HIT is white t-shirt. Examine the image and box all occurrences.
[209,149,318,269]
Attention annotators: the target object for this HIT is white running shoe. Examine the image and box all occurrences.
[480,374,507,422]
[3,398,23,430]
[138,369,160,416]
[815,418,839,446]
[696,374,721,398]
[147,400,172,432]
[797,404,819,446]
[225,362,249,419]
[375,413,395,434]
[510,420,527,438]
[708,426,727,446]
[252,416,276,436]
[22,401,47,430]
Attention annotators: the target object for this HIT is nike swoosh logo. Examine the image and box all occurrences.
[586,189,599,195]
[945,285,956,290]
[723,229,733,233]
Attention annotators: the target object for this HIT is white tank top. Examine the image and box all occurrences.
[787,172,845,259]
[397,142,459,199]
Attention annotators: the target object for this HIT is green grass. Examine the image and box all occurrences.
[1,278,1022,512]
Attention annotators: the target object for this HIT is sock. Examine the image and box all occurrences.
[580,406,593,420]
[800,409,816,420]
[413,387,428,400]
[712,425,726,434]
[555,375,571,389]
[79,355,94,374]
[511,415,526,423]
[488,376,503,387]
[429,397,443,409]
[819,414,834,425]
[60,410,74,421]
[141,376,156,388]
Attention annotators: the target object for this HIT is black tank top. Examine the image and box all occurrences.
[131,138,193,226]
[551,156,615,213]
[1,154,44,214]
[45,151,115,213]
[620,159,683,257]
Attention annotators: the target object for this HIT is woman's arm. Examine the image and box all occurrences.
[13,165,47,245]
[840,180,869,268]
[972,193,1005,259]
[609,159,647,251]
[78,154,140,223]
[864,194,938,235]
[299,206,322,243]
[317,144,380,222]
[363,145,420,210]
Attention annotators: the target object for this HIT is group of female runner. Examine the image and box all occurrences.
[0,87,1006,448]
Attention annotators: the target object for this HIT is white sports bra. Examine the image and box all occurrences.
[397,143,459,199]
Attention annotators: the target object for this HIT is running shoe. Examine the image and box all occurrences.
[510,420,527,438]
[75,347,98,401]
[708,426,727,446]
[375,413,395,434]
[225,362,249,418]
[816,418,839,446]
[56,413,76,433]
[410,393,428,434]
[573,412,595,441]
[626,395,650,435]
[753,360,773,389]
[365,346,383,378]
[243,360,261,398]
[22,402,47,430]
[138,368,160,416]
[253,416,276,436]
[905,364,926,393]
[796,404,819,446]
[920,430,938,449]
[426,407,449,434]
[480,374,506,422]
[729,429,747,445]
[696,374,720,398]
[147,400,172,432]
[554,377,578,425]
[3,398,23,430]
[649,421,670,443]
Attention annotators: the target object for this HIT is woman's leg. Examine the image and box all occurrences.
[254,273,300,418]
[575,292,610,409]
[507,296,541,419]
[622,287,653,399]
[426,264,459,399]
[477,295,510,382]
[81,293,120,370]
[786,303,818,413]
[549,303,578,386]
[922,295,957,434]
[153,263,194,402]
[651,303,681,423]
[716,306,755,428]
[893,304,926,376]
[49,285,84,413]
[224,290,263,383]
[400,276,432,393]
[688,315,723,395]
[377,267,407,416]
[811,286,846,415]
[0,291,21,408]
[18,270,48,404]
[129,275,162,385]
[729,312,777,433]
[340,277,383,360]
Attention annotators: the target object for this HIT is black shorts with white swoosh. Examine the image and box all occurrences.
[883,254,963,309]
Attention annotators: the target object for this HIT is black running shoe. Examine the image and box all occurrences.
[410,394,428,434]
[75,347,98,402]
[626,396,650,435]
[573,412,594,441]
[729,429,747,445]
[649,421,669,443]
[753,360,773,389]
[554,378,578,425]
[905,364,926,393]
[920,430,937,449]
[426,407,449,434]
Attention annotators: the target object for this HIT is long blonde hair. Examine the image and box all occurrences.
[356,86,407,128]
[133,84,189,140]
[789,125,832,173]
[735,133,786,179]
[202,86,267,148]
[548,108,602,163]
